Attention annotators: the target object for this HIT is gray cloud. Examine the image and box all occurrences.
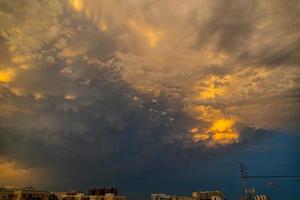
[194,0,260,52]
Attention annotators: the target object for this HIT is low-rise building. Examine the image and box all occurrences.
[151,194,172,200]
[192,191,224,200]
[151,190,224,200]
[254,195,269,200]
[170,196,195,200]
[55,189,125,200]
[88,188,118,196]
[0,186,50,200]
[55,192,85,200]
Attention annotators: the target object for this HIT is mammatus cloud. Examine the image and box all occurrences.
[0,0,299,189]
[67,0,300,141]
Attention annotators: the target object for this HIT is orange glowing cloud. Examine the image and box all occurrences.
[199,84,225,100]
[0,68,16,83]
[190,127,199,133]
[10,55,31,69]
[192,105,224,122]
[212,132,239,145]
[194,75,230,100]
[188,74,240,146]
[64,94,77,100]
[10,55,28,64]
[128,19,163,48]
[33,92,44,100]
[10,87,25,97]
[210,118,239,145]
[190,117,239,146]
[98,20,108,32]
[68,0,84,12]
[210,118,236,133]
[0,161,31,183]
[192,133,210,142]
[188,103,239,146]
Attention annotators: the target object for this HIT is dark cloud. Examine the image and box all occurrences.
[0,113,277,190]
[194,0,260,52]
[0,1,299,199]
[193,0,300,67]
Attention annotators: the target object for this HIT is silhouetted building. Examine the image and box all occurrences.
[0,186,50,200]
[192,191,224,200]
[55,192,84,200]
[88,188,118,196]
[152,191,224,200]
[151,191,224,200]
[56,193,124,200]
[170,196,195,200]
[55,188,124,200]
[151,194,172,200]
[254,195,269,200]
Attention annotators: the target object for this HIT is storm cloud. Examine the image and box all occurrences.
[0,0,299,198]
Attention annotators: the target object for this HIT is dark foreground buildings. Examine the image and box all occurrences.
[55,187,125,200]
[0,187,125,200]
[0,186,49,200]
[151,191,224,200]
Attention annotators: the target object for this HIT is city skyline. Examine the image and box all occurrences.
[0,0,299,199]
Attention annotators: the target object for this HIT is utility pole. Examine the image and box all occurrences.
[239,162,254,200]
[238,162,300,200]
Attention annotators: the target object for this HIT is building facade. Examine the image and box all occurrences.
[254,195,269,200]
[192,191,224,200]
[0,187,50,200]
[151,194,174,200]
[152,191,224,200]
[55,192,125,200]
[88,188,118,196]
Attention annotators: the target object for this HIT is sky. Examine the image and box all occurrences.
[0,0,299,199]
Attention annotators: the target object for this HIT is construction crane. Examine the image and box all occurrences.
[238,162,300,200]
